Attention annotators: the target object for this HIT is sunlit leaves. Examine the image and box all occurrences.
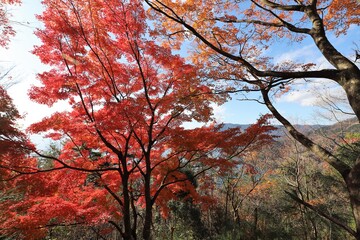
[0,1,277,238]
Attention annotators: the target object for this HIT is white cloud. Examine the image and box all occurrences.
[211,103,226,123]
[282,90,317,106]
[279,78,350,112]
[274,45,319,65]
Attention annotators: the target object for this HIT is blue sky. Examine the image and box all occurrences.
[1,0,358,135]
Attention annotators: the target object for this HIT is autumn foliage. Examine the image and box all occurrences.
[145,0,360,117]
[0,0,275,239]
[0,0,21,47]
[1,0,360,239]
[145,0,360,238]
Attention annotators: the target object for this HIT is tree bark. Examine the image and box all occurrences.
[122,173,135,240]
[142,171,153,240]
[345,158,360,240]
[305,5,360,121]
[253,207,258,240]
[339,75,360,122]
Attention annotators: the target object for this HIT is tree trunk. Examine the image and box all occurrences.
[253,207,258,240]
[122,174,135,240]
[340,74,360,122]
[345,158,360,240]
[305,5,360,121]
[341,73,360,240]
[143,166,153,240]
[142,203,153,240]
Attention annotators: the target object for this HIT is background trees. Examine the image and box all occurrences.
[144,0,360,238]
[0,86,25,157]
[0,85,33,240]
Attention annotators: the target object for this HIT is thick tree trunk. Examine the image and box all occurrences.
[307,6,360,237]
[339,73,360,240]
[340,74,360,122]
[310,34,360,121]
[305,4,360,121]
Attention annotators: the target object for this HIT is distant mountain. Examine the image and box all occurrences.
[303,117,359,150]
[311,117,360,137]
[221,123,325,137]
[223,117,359,138]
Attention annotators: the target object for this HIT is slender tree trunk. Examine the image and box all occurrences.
[122,173,135,240]
[143,171,153,240]
[130,191,138,240]
[309,217,318,240]
[253,207,258,240]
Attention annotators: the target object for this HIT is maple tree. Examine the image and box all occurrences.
[0,77,36,240]
[144,0,360,238]
[0,1,276,239]
[0,0,23,155]
[0,1,34,236]
[0,86,30,199]
[0,86,24,155]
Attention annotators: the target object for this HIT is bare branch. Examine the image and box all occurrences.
[213,17,283,28]
[252,0,310,34]
[258,0,305,11]
[285,190,357,237]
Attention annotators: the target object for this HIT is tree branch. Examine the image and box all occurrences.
[252,0,310,34]
[260,88,351,178]
[213,17,284,28]
[258,0,305,11]
[145,0,340,81]
[285,190,357,237]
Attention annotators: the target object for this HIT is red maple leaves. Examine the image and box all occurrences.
[0,1,276,239]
